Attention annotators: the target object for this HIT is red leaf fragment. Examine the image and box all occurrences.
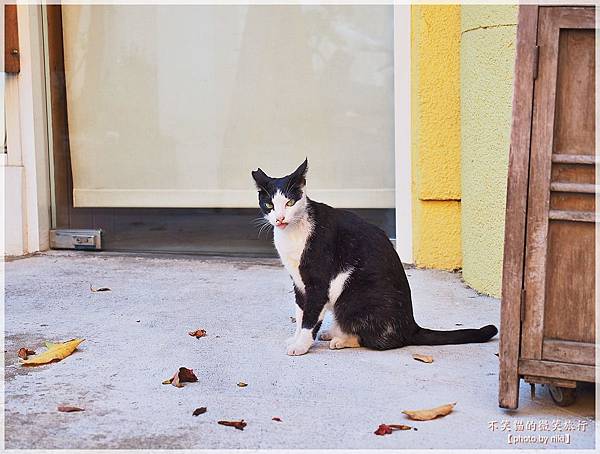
[374,423,414,435]
[374,424,392,435]
[272,417,282,422]
[58,406,84,412]
[192,407,207,416]
[188,329,207,339]
[178,367,198,382]
[218,420,247,430]
[90,284,111,292]
[162,367,198,387]
[17,348,36,360]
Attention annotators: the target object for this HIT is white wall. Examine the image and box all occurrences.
[3,5,51,257]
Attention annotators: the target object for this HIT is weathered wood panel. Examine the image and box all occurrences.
[543,339,595,366]
[521,7,560,361]
[499,5,539,410]
[4,5,20,73]
[519,359,596,383]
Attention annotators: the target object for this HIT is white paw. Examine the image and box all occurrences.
[286,335,298,346]
[329,337,347,350]
[287,341,311,356]
[318,330,333,341]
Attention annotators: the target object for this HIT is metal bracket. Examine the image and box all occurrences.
[50,229,102,251]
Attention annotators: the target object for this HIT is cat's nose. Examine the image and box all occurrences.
[276,216,285,224]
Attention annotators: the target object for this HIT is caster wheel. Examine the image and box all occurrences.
[549,385,576,407]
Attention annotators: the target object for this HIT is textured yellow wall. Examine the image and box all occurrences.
[411,5,462,270]
[460,5,518,296]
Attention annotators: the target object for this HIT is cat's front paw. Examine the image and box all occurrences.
[286,341,311,356]
[285,335,298,346]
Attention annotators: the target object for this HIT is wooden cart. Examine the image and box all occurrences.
[499,5,597,409]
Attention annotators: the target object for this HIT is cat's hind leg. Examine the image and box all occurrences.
[322,322,360,349]
[329,332,361,349]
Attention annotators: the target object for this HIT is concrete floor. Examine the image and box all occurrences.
[4,251,595,449]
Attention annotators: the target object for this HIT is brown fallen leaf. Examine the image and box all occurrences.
[237,382,248,387]
[412,354,433,364]
[272,417,282,422]
[192,407,207,416]
[90,284,111,292]
[188,329,207,339]
[290,317,296,323]
[374,424,414,435]
[402,402,456,421]
[58,405,84,412]
[162,367,198,388]
[17,348,36,360]
[218,420,247,430]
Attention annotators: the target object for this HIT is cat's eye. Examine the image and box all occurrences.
[286,199,296,207]
[265,202,273,209]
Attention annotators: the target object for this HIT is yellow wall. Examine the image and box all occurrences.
[460,5,517,296]
[411,5,462,270]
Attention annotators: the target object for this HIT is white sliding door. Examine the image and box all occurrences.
[62,5,395,208]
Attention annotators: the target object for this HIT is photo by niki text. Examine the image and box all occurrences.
[488,419,590,446]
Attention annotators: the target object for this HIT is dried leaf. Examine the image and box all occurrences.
[22,339,84,366]
[237,382,248,387]
[218,420,247,430]
[374,423,414,435]
[17,348,36,360]
[290,317,296,323]
[90,284,111,292]
[402,402,456,421]
[163,367,198,388]
[178,367,198,382]
[188,329,207,339]
[412,354,433,364]
[272,417,282,422]
[58,405,84,412]
[192,407,207,416]
[494,352,499,357]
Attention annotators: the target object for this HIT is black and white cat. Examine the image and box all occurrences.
[252,159,498,356]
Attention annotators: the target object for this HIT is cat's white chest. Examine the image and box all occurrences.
[274,221,312,293]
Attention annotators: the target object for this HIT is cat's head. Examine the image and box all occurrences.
[251,159,308,230]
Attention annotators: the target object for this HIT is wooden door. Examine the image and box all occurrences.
[499,6,596,410]
[521,6,596,369]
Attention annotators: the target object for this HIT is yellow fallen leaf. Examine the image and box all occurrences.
[21,338,84,366]
[412,354,433,363]
[402,402,456,421]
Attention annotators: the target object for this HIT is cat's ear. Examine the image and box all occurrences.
[251,168,271,190]
[290,158,308,188]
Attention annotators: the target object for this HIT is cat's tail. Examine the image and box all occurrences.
[409,324,498,346]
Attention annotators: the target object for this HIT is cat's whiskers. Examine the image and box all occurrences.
[256,218,274,238]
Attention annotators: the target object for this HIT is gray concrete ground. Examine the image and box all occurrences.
[4,251,595,449]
